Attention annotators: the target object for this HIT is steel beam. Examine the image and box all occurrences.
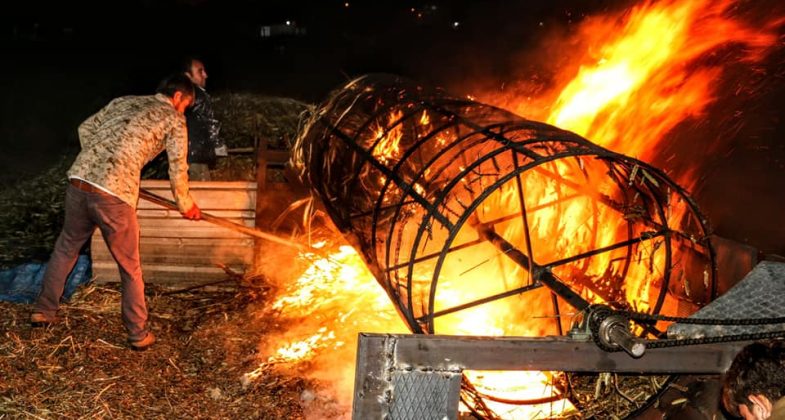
[352,333,752,419]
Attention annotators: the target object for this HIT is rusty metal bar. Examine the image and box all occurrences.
[472,222,591,312]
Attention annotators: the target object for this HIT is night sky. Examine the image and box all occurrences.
[1,1,623,166]
[2,0,784,254]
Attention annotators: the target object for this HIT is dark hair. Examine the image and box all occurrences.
[156,73,195,98]
[180,56,203,74]
[723,340,785,416]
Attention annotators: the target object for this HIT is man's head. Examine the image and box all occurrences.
[182,57,208,89]
[156,73,195,114]
[723,341,785,419]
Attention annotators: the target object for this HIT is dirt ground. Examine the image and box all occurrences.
[0,280,318,419]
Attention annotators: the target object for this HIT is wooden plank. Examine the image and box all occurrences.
[92,262,246,285]
[137,237,255,247]
[263,150,289,164]
[140,179,257,190]
[137,209,254,219]
[256,135,268,191]
[137,180,256,210]
[254,135,268,270]
[92,260,249,273]
[94,226,249,240]
[91,180,258,284]
[92,236,255,251]
[261,183,290,192]
[143,227,250,239]
[137,217,254,230]
[137,194,255,211]
[92,244,253,265]
[93,242,253,260]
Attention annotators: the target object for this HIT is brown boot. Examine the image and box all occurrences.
[128,332,156,351]
[30,312,53,328]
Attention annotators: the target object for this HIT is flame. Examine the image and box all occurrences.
[419,109,430,126]
[546,0,778,175]
[372,110,404,164]
[245,245,407,406]
[249,1,781,418]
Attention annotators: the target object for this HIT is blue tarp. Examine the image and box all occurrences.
[0,255,92,303]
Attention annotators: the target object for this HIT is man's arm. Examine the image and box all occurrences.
[164,117,198,216]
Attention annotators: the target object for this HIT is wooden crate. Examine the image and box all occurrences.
[91,180,256,285]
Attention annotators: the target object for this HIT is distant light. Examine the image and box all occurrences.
[452,21,460,28]
[344,2,350,7]
[286,20,291,26]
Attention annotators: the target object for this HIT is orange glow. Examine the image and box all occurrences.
[248,1,781,418]
[419,109,430,126]
[491,0,779,192]
[372,110,404,164]
[548,0,776,170]
[245,245,407,404]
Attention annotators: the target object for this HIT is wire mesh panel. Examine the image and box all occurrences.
[293,74,717,417]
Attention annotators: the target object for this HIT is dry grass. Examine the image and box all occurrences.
[0,156,72,269]
[0,279,312,419]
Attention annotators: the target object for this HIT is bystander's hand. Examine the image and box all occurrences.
[214,145,228,157]
[182,203,202,220]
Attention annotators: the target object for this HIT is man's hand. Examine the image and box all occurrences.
[214,145,228,157]
[182,203,202,220]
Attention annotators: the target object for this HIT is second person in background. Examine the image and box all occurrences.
[182,56,227,181]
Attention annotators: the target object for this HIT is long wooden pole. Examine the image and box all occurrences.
[138,188,306,251]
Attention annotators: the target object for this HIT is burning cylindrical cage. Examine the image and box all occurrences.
[293,74,716,339]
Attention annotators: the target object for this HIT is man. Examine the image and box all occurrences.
[182,56,227,181]
[723,341,785,419]
[30,74,202,351]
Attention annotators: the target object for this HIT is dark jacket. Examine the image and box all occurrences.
[186,86,222,166]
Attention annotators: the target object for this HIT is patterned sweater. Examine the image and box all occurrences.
[68,94,194,212]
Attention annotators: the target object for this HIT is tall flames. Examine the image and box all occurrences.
[247,0,781,418]
[491,0,780,189]
[545,0,778,188]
